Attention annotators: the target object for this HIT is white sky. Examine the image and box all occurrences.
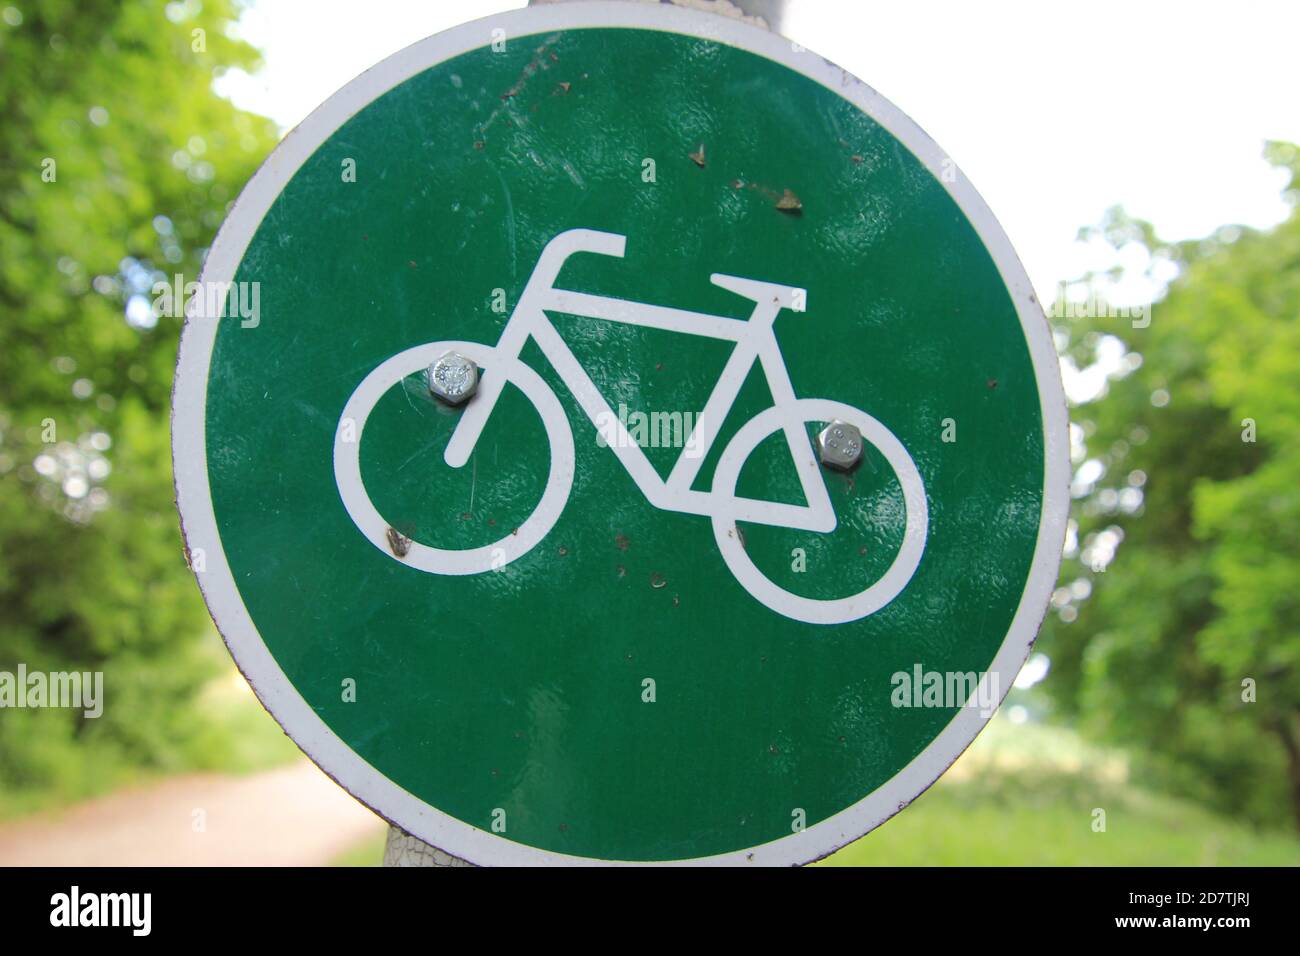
[216,0,1300,304]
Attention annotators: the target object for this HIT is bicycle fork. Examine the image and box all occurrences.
[443,230,624,469]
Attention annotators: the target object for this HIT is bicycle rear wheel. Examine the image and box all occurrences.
[333,340,574,575]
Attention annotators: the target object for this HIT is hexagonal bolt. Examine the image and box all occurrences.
[427,351,479,405]
[817,420,863,472]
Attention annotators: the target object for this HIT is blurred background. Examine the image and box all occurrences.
[1,0,1297,866]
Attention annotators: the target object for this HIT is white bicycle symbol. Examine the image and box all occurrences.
[334,229,927,625]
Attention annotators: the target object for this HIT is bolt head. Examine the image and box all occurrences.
[428,351,479,405]
[817,420,863,472]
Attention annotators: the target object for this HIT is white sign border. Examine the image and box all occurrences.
[173,0,1069,866]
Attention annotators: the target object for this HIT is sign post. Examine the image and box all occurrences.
[174,1,1067,865]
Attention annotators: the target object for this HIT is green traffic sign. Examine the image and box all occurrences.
[173,2,1067,864]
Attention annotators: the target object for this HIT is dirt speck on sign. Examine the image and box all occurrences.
[775,189,803,214]
[733,179,804,216]
[386,527,411,558]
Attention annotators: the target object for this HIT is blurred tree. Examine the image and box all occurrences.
[0,0,277,800]
[1041,142,1300,829]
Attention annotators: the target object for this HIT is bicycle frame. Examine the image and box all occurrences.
[444,229,836,533]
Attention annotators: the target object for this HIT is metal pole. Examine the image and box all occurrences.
[382,826,474,867]
[383,0,790,869]
[529,0,790,34]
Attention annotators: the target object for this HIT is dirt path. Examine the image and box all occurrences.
[0,760,386,866]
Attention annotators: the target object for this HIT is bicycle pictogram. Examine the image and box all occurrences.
[334,229,928,624]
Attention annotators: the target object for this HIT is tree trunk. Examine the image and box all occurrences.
[1273,713,1300,832]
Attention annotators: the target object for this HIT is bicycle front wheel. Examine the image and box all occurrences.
[710,399,928,625]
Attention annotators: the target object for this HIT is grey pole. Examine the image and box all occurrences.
[382,825,474,867]
[531,0,789,33]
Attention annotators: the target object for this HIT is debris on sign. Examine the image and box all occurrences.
[731,179,804,216]
[385,527,411,558]
[775,189,803,214]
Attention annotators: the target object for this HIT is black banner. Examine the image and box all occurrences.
[0,866,1288,942]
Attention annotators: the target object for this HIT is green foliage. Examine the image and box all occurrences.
[0,0,277,802]
[1040,142,1300,828]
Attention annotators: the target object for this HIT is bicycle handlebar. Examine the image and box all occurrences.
[710,273,807,312]
[531,228,806,314]
[527,229,628,296]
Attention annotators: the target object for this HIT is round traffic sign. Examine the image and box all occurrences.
[173,2,1067,864]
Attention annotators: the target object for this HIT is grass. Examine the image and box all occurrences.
[820,777,1297,866]
[821,717,1300,866]
[331,717,1300,866]
[332,834,388,867]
